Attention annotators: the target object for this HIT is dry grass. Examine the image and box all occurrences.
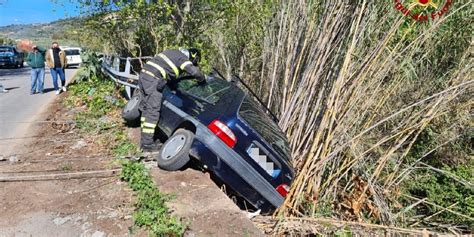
[249,0,473,234]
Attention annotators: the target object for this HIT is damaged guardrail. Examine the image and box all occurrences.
[101,55,151,99]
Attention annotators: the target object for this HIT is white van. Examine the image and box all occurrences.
[62,47,82,68]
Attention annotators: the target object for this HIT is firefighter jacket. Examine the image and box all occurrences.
[141,49,205,82]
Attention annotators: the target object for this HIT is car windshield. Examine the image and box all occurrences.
[177,78,231,104]
[0,47,13,53]
[239,96,292,162]
[65,49,80,55]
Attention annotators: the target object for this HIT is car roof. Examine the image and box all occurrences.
[61,47,81,50]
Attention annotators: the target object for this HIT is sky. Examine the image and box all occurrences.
[0,0,81,26]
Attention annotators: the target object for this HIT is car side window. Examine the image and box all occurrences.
[178,79,198,91]
[176,79,231,104]
[65,50,80,55]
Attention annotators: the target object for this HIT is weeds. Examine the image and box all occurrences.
[113,130,141,157]
[60,164,73,172]
[120,161,186,236]
[401,162,474,229]
[65,64,184,235]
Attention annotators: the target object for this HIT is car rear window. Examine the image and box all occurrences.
[65,49,80,55]
[239,96,292,162]
[178,78,231,104]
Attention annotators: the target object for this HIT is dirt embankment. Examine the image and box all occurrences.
[0,94,263,236]
[0,98,136,237]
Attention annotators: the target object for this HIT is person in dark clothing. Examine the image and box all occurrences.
[139,48,206,151]
[45,42,67,95]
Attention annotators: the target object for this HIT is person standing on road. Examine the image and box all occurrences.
[138,48,206,152]
[26,45,46,95]
[45,42,67,95]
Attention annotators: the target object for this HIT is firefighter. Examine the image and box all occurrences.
[138,48,206,152]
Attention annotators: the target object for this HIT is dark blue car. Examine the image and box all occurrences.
[125,71,294,212]
[0,45,24,68]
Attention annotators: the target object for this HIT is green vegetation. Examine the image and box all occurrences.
[74,50,103,83]
[401,127,473,229]
[64,54,184,235]
[0,37,15,45]
[121,161,186,236]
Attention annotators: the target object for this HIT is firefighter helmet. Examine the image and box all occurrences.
[180,48,201,66]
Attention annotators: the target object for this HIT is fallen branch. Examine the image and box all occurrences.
[410,202,459,228]
[403,194,474,221]
[255,216,441,235]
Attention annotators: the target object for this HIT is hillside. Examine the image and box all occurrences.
[0,17,83,48]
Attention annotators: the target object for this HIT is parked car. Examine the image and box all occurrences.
[123,71,294,213]
[0,45,24,68]
[62,47,82,68]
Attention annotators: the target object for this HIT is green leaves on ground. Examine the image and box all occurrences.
[66,66,184,236]
[121,161,186,236]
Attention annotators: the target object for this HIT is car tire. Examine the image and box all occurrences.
[157,129,193,171]
[122,92,141,123]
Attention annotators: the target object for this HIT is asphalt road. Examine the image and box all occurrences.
[0,66,77,156]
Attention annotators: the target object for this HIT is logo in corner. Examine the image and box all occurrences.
[394,0,453,22]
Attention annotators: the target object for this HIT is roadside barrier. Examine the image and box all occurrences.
[101,55,151,99]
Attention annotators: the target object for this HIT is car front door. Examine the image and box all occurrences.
[159,78,233,135]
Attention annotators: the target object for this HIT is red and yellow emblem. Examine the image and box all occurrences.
[394,0,452,22]
[409,0,439,9]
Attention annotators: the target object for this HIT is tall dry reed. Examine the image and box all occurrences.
[253,0,472,232]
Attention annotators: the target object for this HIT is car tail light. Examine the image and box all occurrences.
[208,120,237,148]
[276,184,290,197]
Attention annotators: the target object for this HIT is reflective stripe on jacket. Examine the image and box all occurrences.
[141,49,205,82]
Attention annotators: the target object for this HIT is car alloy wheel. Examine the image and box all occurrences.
[161,134,186,160]
[157,129,193,171]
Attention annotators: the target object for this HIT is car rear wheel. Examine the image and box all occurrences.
[157,129,193,171]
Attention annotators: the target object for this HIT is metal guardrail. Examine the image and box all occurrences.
[101,55,152,99]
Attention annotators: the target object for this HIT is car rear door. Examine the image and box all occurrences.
[158,79,219,135]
